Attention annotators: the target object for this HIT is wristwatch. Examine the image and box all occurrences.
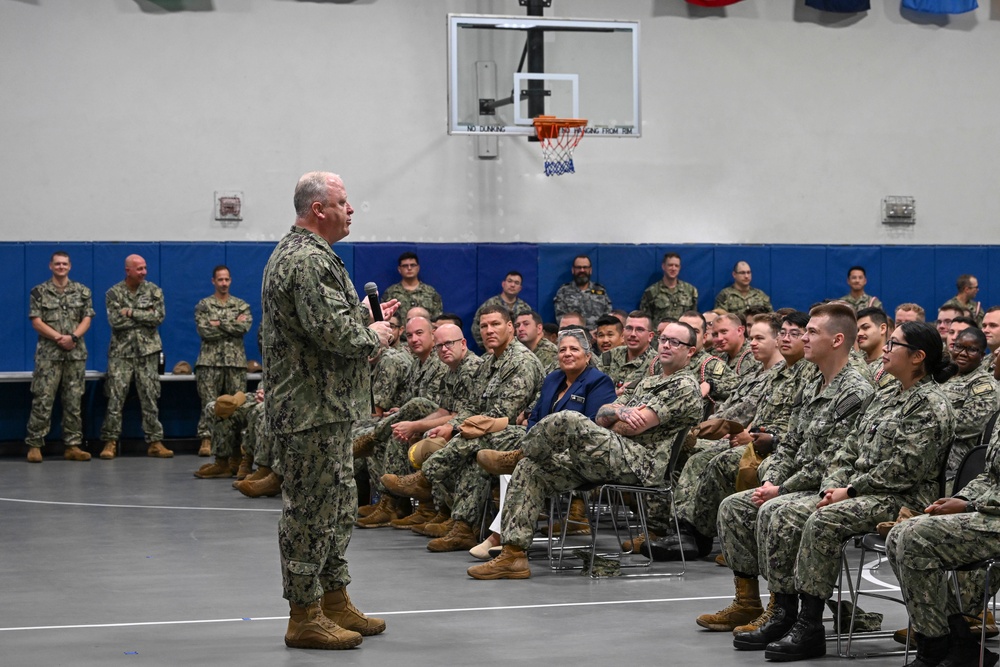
[966,500,979,513]
[846,485,858,498]
[71,334,79,343]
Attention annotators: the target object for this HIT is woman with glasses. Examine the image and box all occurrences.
[941,327,1000,492]
[735,321,957,662]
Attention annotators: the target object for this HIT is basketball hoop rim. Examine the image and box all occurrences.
[532,115,588,141]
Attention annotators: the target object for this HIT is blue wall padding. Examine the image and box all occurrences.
[3,240,999,373]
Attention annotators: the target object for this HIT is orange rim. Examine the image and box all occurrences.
[532,115,588,140]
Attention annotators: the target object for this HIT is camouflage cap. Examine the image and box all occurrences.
[214,391,247,418]
[172,360,193,375]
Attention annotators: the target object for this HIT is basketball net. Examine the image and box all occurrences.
[532,116,588,177]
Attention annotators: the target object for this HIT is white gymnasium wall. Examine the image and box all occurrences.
[0,0,997,244]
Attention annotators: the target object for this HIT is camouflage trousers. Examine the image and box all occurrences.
[245,403,282,474]
[677,444,752,537]
[367,398,438,494]
[423,424,526,524]
[278,421,355,605]
[100,354,163,443]
[652,438,729,532]
[886,511,1000,636]
[195,366,246,438]
[202,399,254,458]
[500,412,642,550]
[25,359,86,449]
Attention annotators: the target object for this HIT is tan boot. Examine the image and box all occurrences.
[236,471,282,498]
[467,545,531,580]
[622,530,661,553]
[27,447,42,463]
[235,454,253,480]
[549,498,591,536]
[390,503,437,529]
[321,588,385,636]
[284,601,362,650]
[352,432,377,459]
[99,441,117,460]
[716,553,728,567]
[63,446,91,461]
[733,596,775,634]
[414,515,454,538]
[355,496,400,528]
[894,611,1000,645]
[147,441,174,458]
[197,438,211,456]
[695,576,764,631]
[427,520,479,552]
[357,503,378,518]
[380,471,432,503]
[476,448,524,475]
[194,456,232,479]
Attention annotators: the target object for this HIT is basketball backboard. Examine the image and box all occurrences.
[447,14,640,138]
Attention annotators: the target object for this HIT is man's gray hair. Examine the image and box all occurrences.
[557,328,591,355]
[293,172,334,217]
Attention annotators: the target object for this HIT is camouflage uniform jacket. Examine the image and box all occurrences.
[954,425,1000,515]
[532,337,559,375]
[714,362,776,427]
[639,279,698,324]
[941,365,999,472]
[867,356,900,392]
[261,226,380,434]
[472,295,533,348]
[848,348,874,385]
[724,340,762,378]
[29,279,94,361]
[106,280,165,358]
[600,345,657,389]
[761,363,873,494]
[941,297,984,326]
[553,282,613,328]
[406,353,448,404]
[751,358,812,438]
[194,294,252,368]
[371,345,415,411]
[382,281,443,319]
[839,293,883,312]
[821,377,955,509]
[687,348,738,404]
[437,352,483,413]
[447,339,543,429]
[613,368,703,485]
[714,285,772,314]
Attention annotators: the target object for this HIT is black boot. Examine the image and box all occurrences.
[938,613,999,667]
[733,592,798,650]
[764,592,827,662]
[903,631,949,667]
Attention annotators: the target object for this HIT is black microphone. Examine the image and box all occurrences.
[364,282,383,322]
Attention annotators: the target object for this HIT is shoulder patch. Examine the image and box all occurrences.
[833,392,864,420]
[972,381,995,396]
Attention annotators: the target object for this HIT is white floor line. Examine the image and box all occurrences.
[0,595,739,632]
[0,497,280,513]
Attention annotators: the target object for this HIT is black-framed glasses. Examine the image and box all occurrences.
[885,339,919,352]
[949,343,983,356]
[659,336,693,348]
[778,329,803,339]
[433,339,463,352]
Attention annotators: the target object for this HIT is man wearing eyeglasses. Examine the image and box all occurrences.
[600,311,657,394]
[467,322,702,579]
[714,261,772,317]
[382,252,444,320]
[553,254,613,329]
[382,306,543,552]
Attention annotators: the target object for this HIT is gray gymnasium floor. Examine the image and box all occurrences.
[1,446,921,667]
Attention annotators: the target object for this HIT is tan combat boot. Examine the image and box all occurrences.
[696,576,764,631]
[427,520,478,552]
[414,514,454,538]
[147,441,174,458]
[27,447,42,463]
[321,588,386,636]
[235,453,253,480]
[380,471,432,502]
[467,545,531,580]
[733,596,775,634]
[236,471,282,498]
[476,448,524,475]
[390,503,437,529]
[549,497,591,536]
[284,601,362,650]
[64,446,91,461]
[357,502,378,518]
[99,441,117,460]
[355,496,399,528]
[197,438,211,456]
[194,456,232,479]
[622,530,661,553]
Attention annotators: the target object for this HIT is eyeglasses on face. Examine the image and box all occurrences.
[658,336,693,349]
[433,339,463,352]
[778,329,803,339]
[949,343,983,356]
[885,339,919,352]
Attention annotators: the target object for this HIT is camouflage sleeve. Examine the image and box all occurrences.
[850,390,955,496]
[293,255,379,358]
[643,374,703,433]
[106,286,136,331]
[80,285,95,321]
[219,299,253,337]
[195,299,226,341]
[131,285,165,328]
[759,391,807,487]
[430,288,443,318]
[713,288,727,310]
[709,358,738,402]
[951,378,999,442]
[480,355,543,420]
